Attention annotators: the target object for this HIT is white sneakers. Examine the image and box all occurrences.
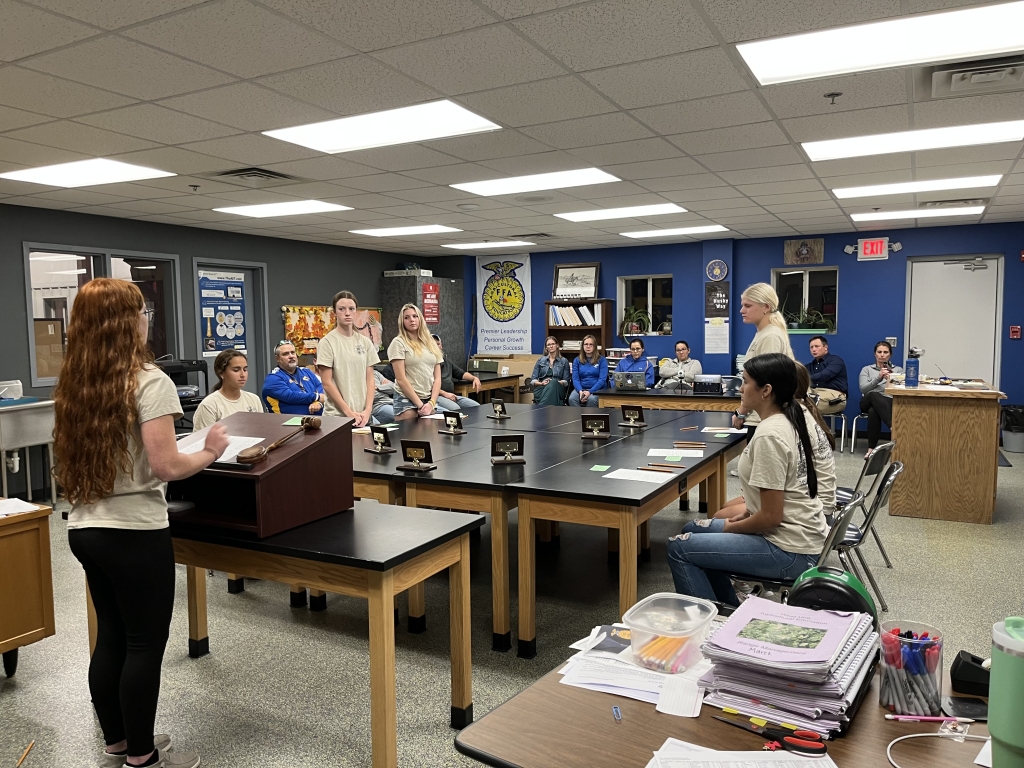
[99,738,200,768]
[99,736,172,768]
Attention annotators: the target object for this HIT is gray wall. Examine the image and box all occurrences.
[380,275,465,366]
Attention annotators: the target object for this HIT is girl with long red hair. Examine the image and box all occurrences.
[54,279,228,768]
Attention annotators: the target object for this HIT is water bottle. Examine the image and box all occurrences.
[905,347,923,388]
[989,619,1024,767]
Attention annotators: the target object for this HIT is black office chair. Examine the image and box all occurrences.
[728,491,866,604]
[835,440,895,568]
[835,462,903,613]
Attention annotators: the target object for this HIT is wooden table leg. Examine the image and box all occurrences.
[450,533,473,728]
[368,570,397,768]
[86,577,97,656]
[512,382,520,403]
[517,497,536,658]
[489,498,511,652]
[706,460,723,517]
[698,479,709,516]
[226,572,244,593]
[618,513,638,619]
[186,565,209,658]
[716,454,728,516]
[309,588,327,611]
[408,581,426,633]
[639,520,651,562]
[537,520,552,542]
[289,582,307,608]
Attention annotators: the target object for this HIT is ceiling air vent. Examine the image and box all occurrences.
[919,198,988,208]
[511,232,555,239]
[915,55,1024,101]
[201,167,298,188]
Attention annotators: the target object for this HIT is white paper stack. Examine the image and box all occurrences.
[699,597,878,737]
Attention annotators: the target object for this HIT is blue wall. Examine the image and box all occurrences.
[461,220,1024,410]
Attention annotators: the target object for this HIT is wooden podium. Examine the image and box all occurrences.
[169,413,354,537]
[0,504,55,675]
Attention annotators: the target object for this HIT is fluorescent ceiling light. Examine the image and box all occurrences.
[451,168,619,197]
[554,203,686,222]
[50,269,88,275]
[133,265,157,269]
[213,200,352,218]
[350,224,462,237]
[833,175,1002,199]
[441,241,535,250]
[30,254,86,262]
[781,271,804,276]
[620,225,729,239]
[804,121,1024,161]
[737,1,1024,85]
[0,158,174,188]
[851,206,985,222]
[263,100,500,153]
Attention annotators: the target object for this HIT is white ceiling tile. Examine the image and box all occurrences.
[915,93,1024,130]
[157,83,337,132]
[30,188,131,205]
[130,213,199,225]
[383,186,476,204]
[993,195,1024,207]
[261,0,494,51]
[341,174,435,193]
[565,180,657,199]
[696,145,804,172]
[477,150,592,174]
[657,186,746,203]
[107,179,215,198]
[24,36,234,100]
[113,199,197,215]
[257,56,435,115]
[124,0,350,79]
[428,129,552,161]
[568,137,682,166]
[180,134,321,165]
[737,179,824,196]
[669,122,788,155]
[750,190,832,204]
[519,112,653,149]
[77,103,240,144]
[637,173,728,192]
[606,157,706,180]
[5,121,158,156]
[0,135,84,166]
[0,104,50,131]
[261,156,381,181]
[906,0,1003,12]
[631,91,771,135]
[345,144,463,172]
[373,26,564,95]
[915,145,1020,168]
[21,0,210,30]
[701,0,898,43]
[782,105,909,143]
[461,76,616,127]
[818,171,912,188]
[764,201,840,213]
[0,67,136,118]
[761,71,906,119]
[584,48,748,109]
[780,210,848,222]
[109,146,231,175]
[0,0,99,61]
[513,0,716,70]
[365,204,451,218]
[74,205,140,218]
[811,154,912,177]
[686,197,765,211]
[2,195,80,209]
[718,165,814,184]
[321,192,406,208]
[402,163,497,185]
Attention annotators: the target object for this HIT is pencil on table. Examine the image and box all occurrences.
[649,463,684,469]
[637,466,675,473]
[679,425,698,431]
[16,741,34,768]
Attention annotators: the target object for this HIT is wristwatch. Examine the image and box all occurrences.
[733,410,747,421]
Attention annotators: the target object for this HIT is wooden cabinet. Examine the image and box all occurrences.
[0,505,55,674]
[544,299,614,352]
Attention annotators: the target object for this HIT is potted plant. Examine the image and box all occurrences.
[619,306,652,338]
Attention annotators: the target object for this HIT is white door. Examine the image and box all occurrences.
[906,257,1002,384]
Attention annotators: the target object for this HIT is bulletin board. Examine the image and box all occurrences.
[281,305,383,360]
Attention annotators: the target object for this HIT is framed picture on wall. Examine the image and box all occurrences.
[552,262,600,299]
[784,238,825,265]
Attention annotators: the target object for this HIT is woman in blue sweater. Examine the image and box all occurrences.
[569,334,608,406]
[615,338,655,388]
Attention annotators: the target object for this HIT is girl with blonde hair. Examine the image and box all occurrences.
[734,282,795,431]
[387,303,444,420]
[54,278,227,768]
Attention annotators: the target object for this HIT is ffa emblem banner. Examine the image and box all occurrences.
[476,256,532,354]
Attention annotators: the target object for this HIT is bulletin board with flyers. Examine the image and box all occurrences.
[281,305,383,361]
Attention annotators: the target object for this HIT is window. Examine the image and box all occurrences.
[618,274,672,334]
[772,267,838,333]
[24,243,182,386]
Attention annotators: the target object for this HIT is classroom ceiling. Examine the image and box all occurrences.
[2,0,1023,255]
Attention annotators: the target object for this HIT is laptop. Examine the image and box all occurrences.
[614,371,648,391]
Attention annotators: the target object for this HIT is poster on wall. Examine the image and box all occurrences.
[281,305,383,358]
[198,270,246,358]
[704,281,730,355]
[476,256,532,353]
[422,282,440,325]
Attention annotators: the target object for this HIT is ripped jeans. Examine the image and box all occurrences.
[665,518,817,606]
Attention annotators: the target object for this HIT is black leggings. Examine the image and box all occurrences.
[859,391,893,449]
[68,527,175,756]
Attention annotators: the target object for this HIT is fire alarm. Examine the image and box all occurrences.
[1011,326,1022,340]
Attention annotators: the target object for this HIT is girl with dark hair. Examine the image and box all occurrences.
[568,334,608,406]
[192,349,264,431]
[858,340,903,451]
[616,337,655,387]
[55,279,228,768]
[317,290,380,427]
[666,353,827,607]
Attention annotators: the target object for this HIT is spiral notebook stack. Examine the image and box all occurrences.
[698,596,879,737]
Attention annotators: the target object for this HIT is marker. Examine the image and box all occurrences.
[612,705,622,723]
[885,714,974,723]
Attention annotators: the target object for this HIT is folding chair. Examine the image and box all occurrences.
[835,441,895,568]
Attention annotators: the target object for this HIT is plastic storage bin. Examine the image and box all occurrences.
[622,592,717,673]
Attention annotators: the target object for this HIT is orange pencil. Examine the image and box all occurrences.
[16,741,34,768]
[638,465,674,473]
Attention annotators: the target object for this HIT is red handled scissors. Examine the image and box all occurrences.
[712,716,828,756]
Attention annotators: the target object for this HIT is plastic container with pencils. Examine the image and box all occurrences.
[879,620,943,716]
[622,592,717,673]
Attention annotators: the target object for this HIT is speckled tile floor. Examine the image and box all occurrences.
[2,448,1023,767]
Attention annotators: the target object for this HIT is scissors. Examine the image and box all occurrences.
[712,716,828,756]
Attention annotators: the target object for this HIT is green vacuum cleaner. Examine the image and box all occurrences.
[788,566,878,626]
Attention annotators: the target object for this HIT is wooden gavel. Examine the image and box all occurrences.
[236,416,321,465]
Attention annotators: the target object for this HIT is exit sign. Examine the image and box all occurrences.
[858,237,889,260]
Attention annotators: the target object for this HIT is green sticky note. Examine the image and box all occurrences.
[590,464,611,472]
[665,456,682,462]
[715,433,729,437]
[282,417,304,425]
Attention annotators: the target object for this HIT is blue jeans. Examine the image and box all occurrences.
[568,390,598,406]
[436,395,479,411]
[371,401,395,424]
[666,518,817,606]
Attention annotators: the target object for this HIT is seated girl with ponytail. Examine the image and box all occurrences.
[666,353,828,607]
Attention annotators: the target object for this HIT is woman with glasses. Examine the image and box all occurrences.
[316,290,380,428]
[387,303,444,421]
[656,340,702,389]
[616,337,655,388]
[192,349,264,431]
[858,340,903,452]
[530,336,571,406]
[568,334,608,406]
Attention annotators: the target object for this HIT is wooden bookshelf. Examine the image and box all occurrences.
[545,299,614,353]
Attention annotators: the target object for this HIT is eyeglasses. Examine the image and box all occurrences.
[275,340,297,353]
[141,308,155,319]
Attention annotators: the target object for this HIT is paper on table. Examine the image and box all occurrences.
[655,676,704,717]
[702,427,747,434]
[655,752,839,768]
[282,417,304,425]
[649,448,703,457]
[644,738,714,768]
[178,435,264,463]
[422,413,448,419]
[975,739,992,768]
[603,468,674,484]
[561,657,667,695]
[0,498,40,517]
[590,465,611,471]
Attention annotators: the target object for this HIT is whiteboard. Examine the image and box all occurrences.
[905,257,1002,384]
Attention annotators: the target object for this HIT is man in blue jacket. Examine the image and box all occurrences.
[806,336,847,414]
[262,341,326,415]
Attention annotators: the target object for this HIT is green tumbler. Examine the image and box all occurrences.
[990,619,1024,768]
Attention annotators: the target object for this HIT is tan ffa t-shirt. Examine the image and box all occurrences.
[316,328,380,417]
[803,406,837,513]
[743,325,795,425]
[67,365,183,531]
[387,336,442,400]
[737,412,827,555]
[192,388,264,431]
